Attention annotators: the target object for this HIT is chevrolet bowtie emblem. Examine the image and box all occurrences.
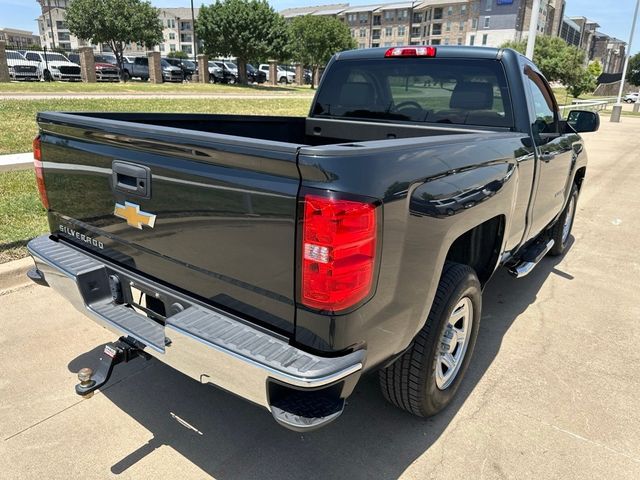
[114,201,156,229]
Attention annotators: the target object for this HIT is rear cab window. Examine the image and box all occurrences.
[313,58,513,128]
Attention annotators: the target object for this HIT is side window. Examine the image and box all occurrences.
[525,68,557,135]
[26,53,40,61]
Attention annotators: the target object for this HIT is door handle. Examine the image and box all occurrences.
[539,152,556,162]
[112,160,151,199]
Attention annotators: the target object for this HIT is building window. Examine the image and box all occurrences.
[56,21,67,30]
[170,44,176,52]
[373,29,381,40]
[180,21,192,31]
[159,44,165,51]
[167,19,175,28]
[359,13,368,23]
[484,16,490,28]
[373,15,381,25]
[444,38,449,45]
[472,18,478,29]
[181,34,192,42]
[447,7,453,16]
[431,39,441,45]
[384,11,394,21]
[359,28,366,37]
[482,34,488,45]
[457,37,463,45]
[470,35,475,45]
[485,0,492,11]
[424,25,429,36]
[399,10,408,20]
[432,23,442,35]
[384,42,392,47]
[181,45,192,54]
[461,5,467,15]
[359,43,366,49]
[433,8,442,20]
[385,27,393,37]
[398,26,405,36]
[413,13,422,23]
[459,21,465,30]
[169,33,175,40]
[411,26,421,37]
[446,21,451,32]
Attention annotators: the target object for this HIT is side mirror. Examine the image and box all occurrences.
[566,110,600,133]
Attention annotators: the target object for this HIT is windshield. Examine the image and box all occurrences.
[7,51,25,60]
[183,60,196,68]
[312,58,513,128]
[247,64,256,73]
[224,62,236,70]
[95,55,117,64]
[160,59,172,68]
[44,53,70,62]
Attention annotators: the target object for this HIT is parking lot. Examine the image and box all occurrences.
[1,116,640,479]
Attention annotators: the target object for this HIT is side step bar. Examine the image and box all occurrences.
[508,239,554,278]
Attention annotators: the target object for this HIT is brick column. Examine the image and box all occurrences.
[197,54,209,83]
[268,60,277,86]
[78,47,96,83]
[294,63,304,86]
[0,41,10,83]
[147,51,162,84]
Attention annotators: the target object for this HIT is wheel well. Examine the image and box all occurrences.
[445,215,505,286]
[574,167,586,190]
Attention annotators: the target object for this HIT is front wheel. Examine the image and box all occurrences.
[379,262,481,417]
[548,184,579,256]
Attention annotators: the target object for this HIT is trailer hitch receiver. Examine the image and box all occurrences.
[75,337,150,397]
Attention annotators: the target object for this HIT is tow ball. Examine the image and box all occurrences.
[75,336,150,398]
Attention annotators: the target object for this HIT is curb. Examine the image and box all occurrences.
[0,152,32,173]
[0,257,34,292]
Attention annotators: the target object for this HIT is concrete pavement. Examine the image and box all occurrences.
[1,118,640,479]
[0,93,313,100]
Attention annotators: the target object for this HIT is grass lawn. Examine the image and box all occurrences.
[0,96,312,262]
[0,80,314,95]
[0,170,48,263]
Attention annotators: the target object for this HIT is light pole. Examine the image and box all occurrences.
[611,0,639,122]
[190,0,198,59]
[525,0,542,59]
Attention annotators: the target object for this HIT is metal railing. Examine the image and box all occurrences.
[559,97,618,112]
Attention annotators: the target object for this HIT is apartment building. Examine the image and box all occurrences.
[35,1,198,57]
[0,28,41,48]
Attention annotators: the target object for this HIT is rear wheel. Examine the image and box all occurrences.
[279,76,288,84]
[379,262,481,417]
[548,184,579,256]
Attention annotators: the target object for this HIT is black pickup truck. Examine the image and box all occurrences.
[27,46,598,431]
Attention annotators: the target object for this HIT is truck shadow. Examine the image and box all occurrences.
[67,241,574,480]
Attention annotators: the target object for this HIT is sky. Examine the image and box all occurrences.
[0,0,638,54]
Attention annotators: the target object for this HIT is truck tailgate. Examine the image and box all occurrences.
[37,112,301,333]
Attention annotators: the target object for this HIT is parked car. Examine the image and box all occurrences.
[623,92,639,103]
[246,63,266,84]
[210,60,236,84]
[22,50,81,81]
[163,57,197,81]
[6,50,40,81]
[27,46,599,432]
[258,63,295,83]
[122,57,183,82]
[67,53,120,82]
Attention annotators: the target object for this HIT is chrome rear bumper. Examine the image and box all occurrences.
[27,235,364,430]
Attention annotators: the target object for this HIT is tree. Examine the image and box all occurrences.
[168,50,188,59]
[566,61,601,98]
[627,52,640,86]
[501,35,585,85]
[289,15,356,89]
[66,0,163,78]
[197,0,288,85]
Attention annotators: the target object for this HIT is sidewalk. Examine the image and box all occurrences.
[0,152,32,173]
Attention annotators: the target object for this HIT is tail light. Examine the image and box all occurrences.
[301,193,378,312]
[33,135,49,210]
[384,46,437,58]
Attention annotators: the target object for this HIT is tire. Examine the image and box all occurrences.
[548,183,579,256]
[379,262,481,417]
[279,76,288,84]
